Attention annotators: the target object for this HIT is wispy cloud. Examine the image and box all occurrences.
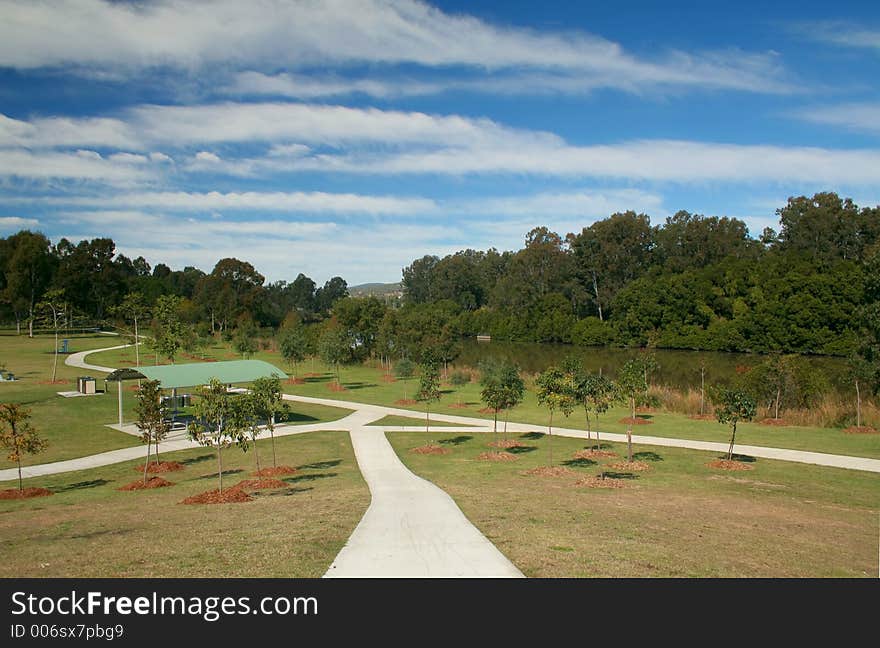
[0,0,791,95]
[0,215,39,231]
[793,21,880,53]
[794,102,880,135]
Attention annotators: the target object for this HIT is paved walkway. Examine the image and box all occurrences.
[324,410,523,578]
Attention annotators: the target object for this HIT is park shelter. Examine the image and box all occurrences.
[105,360,287,425]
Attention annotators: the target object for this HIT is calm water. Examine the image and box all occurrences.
[455,340,849,392]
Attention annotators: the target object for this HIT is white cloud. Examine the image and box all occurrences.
[194,151,222,163]
[39,190,437,215]
[794,21,880,53]
[0,215,39,231]
[795,102,880,135]
[0,0,790,95]
[0,148,153,182]
[0,113,138,149]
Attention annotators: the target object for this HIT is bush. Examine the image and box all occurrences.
[572,317,614,346]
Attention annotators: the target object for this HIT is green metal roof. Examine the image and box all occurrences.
[113,360,287,389]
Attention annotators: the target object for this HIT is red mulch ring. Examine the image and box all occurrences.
[524,466,576,477]
[252,466,298,476]
[39,380,69,385]
[843,426,879,434]
[286,377,305,385]
[575,476,629,489]
[618,417,652,425]
[448,403,470,409]
[688,414,715,421]
[478,407,499,415]
[487,440,525,449]
[181,489,253,504]
[381,374,397,383]
[0,487,53,499]
[573,449,618,459]
[707,460,754,471]
[607,461,651,472]
[231,478,288,491]
[411,444,451,455]
[759,418,789,426]
[328,383,347,392]
[476,451,517,462]
[118,477,174,490]
[395,399,417,406]
[133,461,184,473]
[303,372,323,378]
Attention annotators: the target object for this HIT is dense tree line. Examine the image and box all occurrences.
[0,233,349,336]
[402,192,879,356]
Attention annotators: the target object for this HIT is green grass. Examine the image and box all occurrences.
[0,430,369,577]
[387,430,880,577]
[0,334,352,469]
[85,343,880,458]
[366,415,472,427]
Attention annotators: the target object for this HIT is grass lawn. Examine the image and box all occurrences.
[0,334,352,469]
[0,430,368,577]
[387,430,880,577]
[85,343,880,458]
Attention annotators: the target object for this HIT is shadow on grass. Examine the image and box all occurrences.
[520,431,545,440]
[636,414,654,421]
[600,471,639,480]
[438,436,473,446]
[345,382,378,391]
[180,454,213,466]
[724,453,757,463]
[507,445,538,454]
[284,412,319,423]
[254,486,314,498]
[52,479,110,493]
[563,458,597,468]
[584,442,614,450]
[633,451,664,462]
[197,469,244,480]
[297,459,341,470]
[285,472,338,483]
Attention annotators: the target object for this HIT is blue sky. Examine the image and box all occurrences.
[1,0,878,284]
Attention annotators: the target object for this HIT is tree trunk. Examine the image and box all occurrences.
[493,409,498,439]
[591,270,603,322]
[217,441,224,493]
[15,317,20,335]
[270,413,277,468]
[548,411,554,467]
[425,403,430,435]
[143,442,150,485]
[774,388,781,420]
[584,408,591,441]
[503,408,509,441]
[28,306,34,338]
[51,324,59,382]
[855,379,861,429]
[134,317,140,367]
[254,435,261,473]
[727,421,737,461]
[17,456,22,491]
[630,395,636,420]
[627,425,633,463]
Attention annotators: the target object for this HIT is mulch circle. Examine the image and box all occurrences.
[525,466,576,477]
[328,383,347,392]
[607,461,651,472]
[394,399,417,406]
[118,477,174,490]
[252,466,298,476]
[618,417,652,425]
[133,461,184,474]
[181,489,253,504]
[707,460,754,471]
[843,426,879,434]
[573,449,618,459]
[759,418,789,426]
[411,444,452,455]
[476,451,517,462]
[487,440,525,449]
[0,487,53,500]
[231,478,288,491]
[302,372,323,378]
[688,414,715,421]
[381,374,397,383]
[574,476,629,489]
[448,403,469,409]
[478,407,499,415]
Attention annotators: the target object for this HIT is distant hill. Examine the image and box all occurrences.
[349,282,403,297]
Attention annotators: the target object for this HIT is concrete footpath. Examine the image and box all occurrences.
[324,412,523,578]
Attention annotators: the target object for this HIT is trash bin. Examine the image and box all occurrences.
[60,339,69,353]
